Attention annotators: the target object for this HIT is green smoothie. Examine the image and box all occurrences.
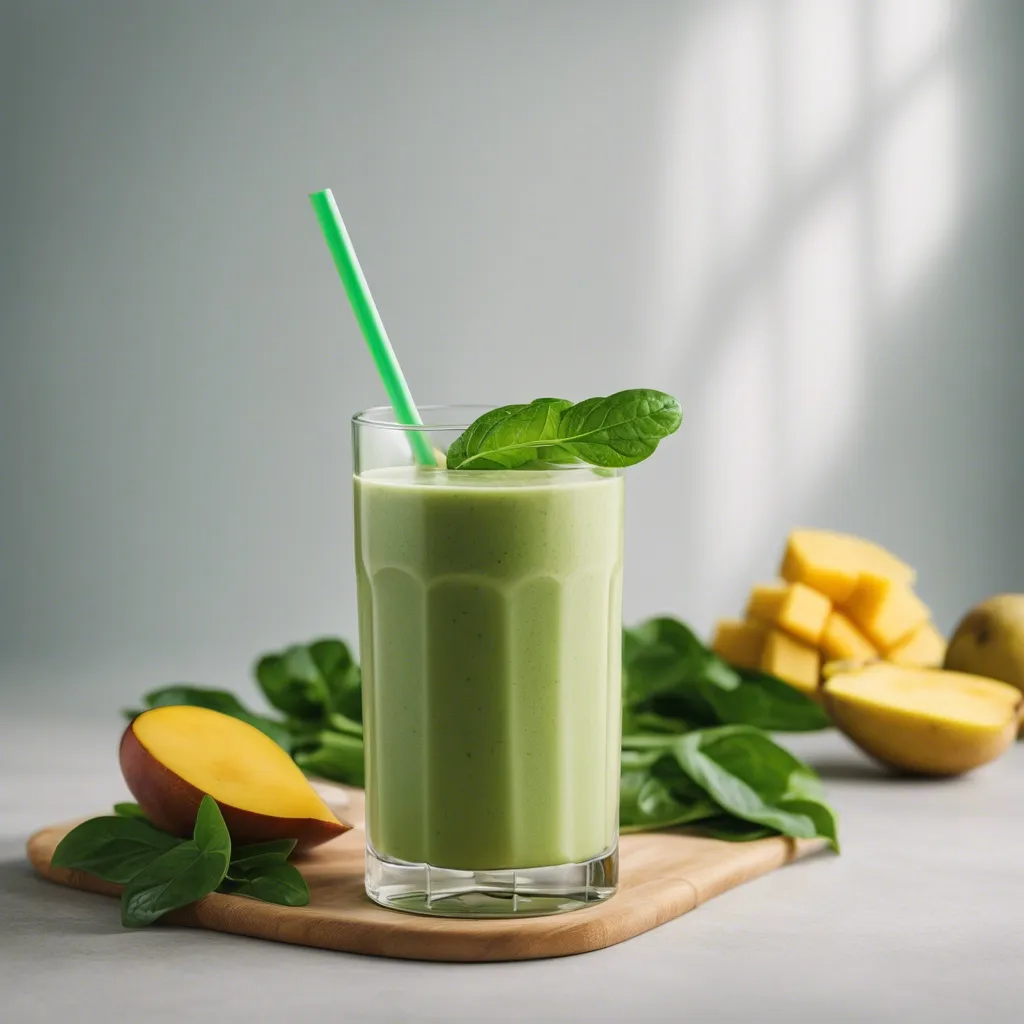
[355,465,624,871]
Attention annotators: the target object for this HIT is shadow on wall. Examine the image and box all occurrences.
[3,0,1020,676]
[635,0,974,628]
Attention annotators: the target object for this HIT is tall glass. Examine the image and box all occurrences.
[353,405,624,917]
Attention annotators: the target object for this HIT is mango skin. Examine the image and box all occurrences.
[945,595,1024,734]
[120,721,350,852]
[945,594,1024,695]
[822,669,1021,777]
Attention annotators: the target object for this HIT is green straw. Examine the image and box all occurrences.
[309,188,435,466]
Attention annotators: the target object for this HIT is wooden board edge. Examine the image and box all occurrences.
[26,823,827,962]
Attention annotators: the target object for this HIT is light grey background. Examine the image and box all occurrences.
[4,0,1022,707]
[3,2,1024,1021]
[2,0,1024,704]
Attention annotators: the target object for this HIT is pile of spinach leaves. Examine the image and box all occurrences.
[52,797,309,927]
[127,618,838,850]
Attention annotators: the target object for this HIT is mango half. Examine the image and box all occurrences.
[822,664,1021,776]
[120,705,350,850]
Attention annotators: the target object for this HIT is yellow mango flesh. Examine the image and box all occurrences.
[823,665,1021,776]
[888,621,946,667]
[712,619,768,670]
[826,666,1019,725]
[746,581,831,646]
[132,705,338,823]
[781,530,915,604]
[713,528,940,695]
[820,610,878,663]
[761,629,821,697]
[843,573,930,650]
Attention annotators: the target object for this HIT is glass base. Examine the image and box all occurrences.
[365,842,618,918]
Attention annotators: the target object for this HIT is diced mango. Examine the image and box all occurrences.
[844,572,930,650]
[781,529,915,604]
[820,610,878,663]
[745,581,831,645]
[712,619,769,670]
[887,620,946,667]
[823,658,866,681]
[761,629,821,697]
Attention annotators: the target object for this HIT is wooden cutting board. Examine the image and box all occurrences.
[27,788,821,962]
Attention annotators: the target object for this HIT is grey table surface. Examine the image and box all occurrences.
[2,707,1023,1024]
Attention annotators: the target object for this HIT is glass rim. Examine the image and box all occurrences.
[352,404,493,432]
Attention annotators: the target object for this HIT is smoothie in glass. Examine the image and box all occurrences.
[353,407,624,915]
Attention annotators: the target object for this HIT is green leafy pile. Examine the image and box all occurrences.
[127,620,838,850]
[620,618,836,847]
[51,797,308,927]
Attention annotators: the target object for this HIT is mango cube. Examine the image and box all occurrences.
[887,621,946,667]
[844,572,930,650]
[820,610,878,663]
[761,629,821,697]
[781,529,915,604]
[712,619,769,670]
[746,581,831,645]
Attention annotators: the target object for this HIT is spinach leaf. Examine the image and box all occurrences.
[621,734,679,754]
[120,796,231,927]
[642,694,720,730]
[120,843,226,926]
[223,835,308,905]
[294,730,366,786]
[554,389,682,468]
[51,816,182,883]
[255,646,331,720]
[444,403,526,469]
[129,685,294,750]
[685,815,778,842]
[255,638,363,726]
[192,796,232,856]
[228,839,296,872]
[283,719,328,756]
[327,712,364,738]
[620,752,720,833]
[534,443,580,465]
[673,726,839,850]
[446,391,680,470]
[309,638,363,723]
[222,861,310,907]
[445,398,572,470]
[113,802,147,819]
[701,665,831,732]
[623,617,730,709]
[621,707,695,736]
[621,625,646,667]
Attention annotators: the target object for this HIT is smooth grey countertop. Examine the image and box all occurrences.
[3,708,1023,1023]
